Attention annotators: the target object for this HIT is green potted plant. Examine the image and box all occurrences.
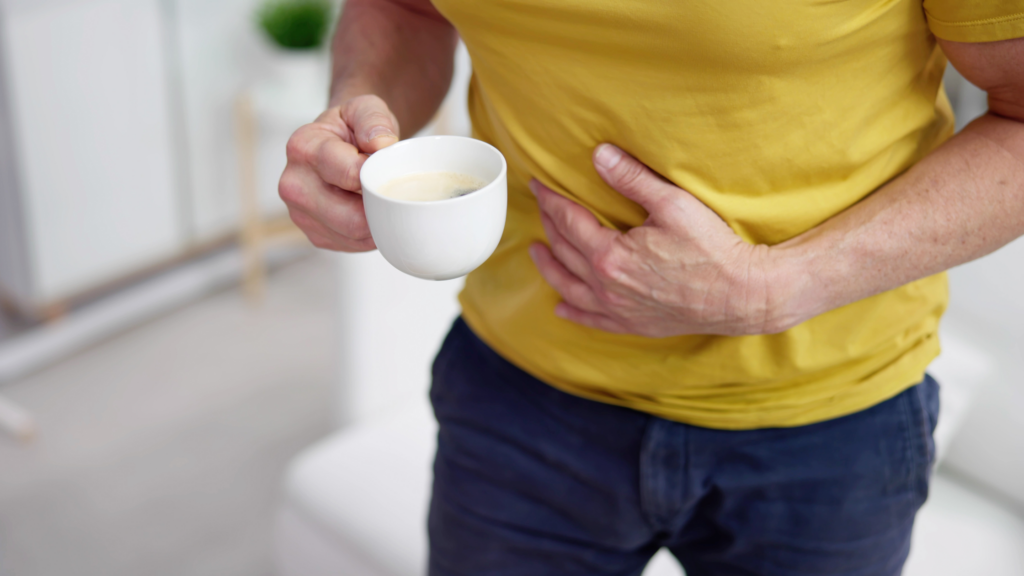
[258,0,333,51]
[256,0,335,105]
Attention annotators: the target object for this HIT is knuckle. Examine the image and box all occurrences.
[593,287,614,306]
[278,172,305,207]
[317,143,361,189]
[615,162,647,190]
[553,211,578,239]
[566,284,590,305]
[285,127,314,163]
[595,287,624,307]
[556,209,573,230]
[592,250,620,281]
[359,111,395,133]
[343,157,363,189]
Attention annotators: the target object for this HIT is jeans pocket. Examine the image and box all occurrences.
[900,376,941,500]
[920,374,940,442]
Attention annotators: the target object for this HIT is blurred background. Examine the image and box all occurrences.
[0,1,1021,575]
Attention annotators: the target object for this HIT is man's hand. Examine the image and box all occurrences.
[530,144,794,337]
[279,95,400,252]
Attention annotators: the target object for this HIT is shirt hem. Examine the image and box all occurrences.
[459,291,941,431]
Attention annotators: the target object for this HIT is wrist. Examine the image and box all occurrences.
[328,78,379,109]
[760,241,824,334]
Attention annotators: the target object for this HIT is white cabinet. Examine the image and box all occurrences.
[173,0,263,243]
[0,0,467,315]
[171,0,327,243]
[0,0,185,310]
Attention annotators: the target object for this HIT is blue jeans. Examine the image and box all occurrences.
[428,319,939,576]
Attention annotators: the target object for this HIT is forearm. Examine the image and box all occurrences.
[774,112,1024,326]
[328,0,458,135]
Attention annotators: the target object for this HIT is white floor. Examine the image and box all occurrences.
[0,254,337,576]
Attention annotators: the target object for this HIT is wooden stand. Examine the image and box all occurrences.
[234,93,309,305]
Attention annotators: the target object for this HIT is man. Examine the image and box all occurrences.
[279,0,1024,573]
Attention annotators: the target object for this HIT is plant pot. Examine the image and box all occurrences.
[259,45,330,114]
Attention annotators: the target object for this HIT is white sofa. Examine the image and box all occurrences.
[273,246,1024,576]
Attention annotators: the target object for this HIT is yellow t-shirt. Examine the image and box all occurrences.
[431,0,1024,429]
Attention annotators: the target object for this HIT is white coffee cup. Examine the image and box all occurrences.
[360,136,507,281]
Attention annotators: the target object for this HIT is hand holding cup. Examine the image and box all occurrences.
[278,95,401,252]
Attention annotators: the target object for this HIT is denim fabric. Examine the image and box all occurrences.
[428,319,939,576]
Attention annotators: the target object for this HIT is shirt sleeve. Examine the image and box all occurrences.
[923,0,1024,42]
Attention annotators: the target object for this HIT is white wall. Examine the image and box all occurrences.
[1,0,184,302]
[172,0,275,243]
[0,11,29,303]
[173,0,341,243]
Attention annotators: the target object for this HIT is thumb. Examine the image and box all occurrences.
[595,144,732,235]
[593,144,674,213]
[341,95,400,154]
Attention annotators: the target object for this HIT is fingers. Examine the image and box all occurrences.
[538,212,597,283]
[299,170,373,241]
[315,137,367,192]
[341,95,400,154]
[530,180,616,260]
[288,206,376,252]
[287,124,366,193]
[592,144,674,215]
[296,219,358,251]
[280,94,403,254]
[593,144,732,233]
[528,243,604,313]
[280,162,376,252]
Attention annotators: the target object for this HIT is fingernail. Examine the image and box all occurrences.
[528,244,537,260]
[554,304,568,318]
[528,179,539,196]
[365,126,396,141]
[595,144,622,170]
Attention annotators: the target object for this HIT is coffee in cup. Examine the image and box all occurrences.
[378,171,486,202]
